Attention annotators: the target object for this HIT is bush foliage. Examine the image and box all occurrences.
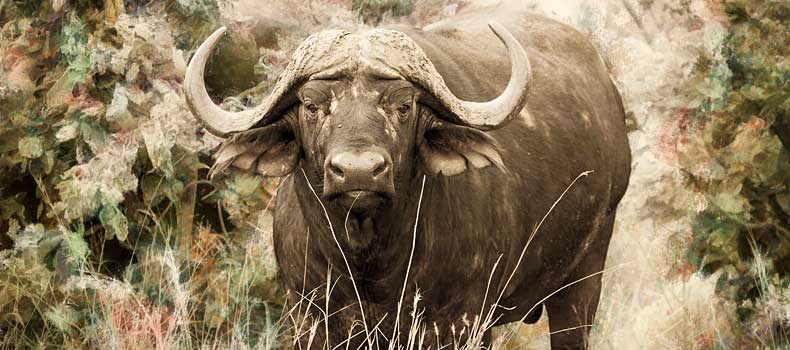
[0,0,787,349]
[0,1,283,348]
[682,0,789,344]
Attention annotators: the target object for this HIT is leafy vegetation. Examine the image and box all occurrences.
[352,0,415,24]
[0,0,787,349]
[0,1,283,348]
[682,0,789,346]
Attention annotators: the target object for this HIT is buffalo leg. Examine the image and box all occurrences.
[545,213,615,350]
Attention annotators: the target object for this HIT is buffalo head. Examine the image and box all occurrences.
[185,23,531,214]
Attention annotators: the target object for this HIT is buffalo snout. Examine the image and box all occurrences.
[323,148,394,212]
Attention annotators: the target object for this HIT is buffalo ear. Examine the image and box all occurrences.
[210,120,299,178]
[418,120,505,176]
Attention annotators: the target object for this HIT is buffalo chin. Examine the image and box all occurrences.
[332,190,389,215]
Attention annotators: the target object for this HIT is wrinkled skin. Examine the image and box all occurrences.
[292,75,502,212]
[189,5,632,350]
[296,77,419,212]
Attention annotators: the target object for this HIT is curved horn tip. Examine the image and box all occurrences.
[486,21,502,33]
[215,26,228,37]
[486,21,516,47]
[449,21,530,131]
[185,25,262,137]
[205,26,229,48]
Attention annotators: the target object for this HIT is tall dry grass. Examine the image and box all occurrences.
[2,1,784,350]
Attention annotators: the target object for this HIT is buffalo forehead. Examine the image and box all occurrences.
[303,29,427,83]
[291,30,426,141]
[291,29,357,78]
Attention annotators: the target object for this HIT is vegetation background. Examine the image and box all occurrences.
[0,0,786,349]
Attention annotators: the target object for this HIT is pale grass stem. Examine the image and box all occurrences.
[344,193,362,241]
[300,168,373,349]
[549,324,593,335]
[520,263,627,323]
[460,171,596,350]
[391,175,428,350]
[494,170,595,307]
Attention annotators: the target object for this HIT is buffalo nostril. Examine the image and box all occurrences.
[328,161,345,178]
[371,161,388,177]
[328,151,388,180]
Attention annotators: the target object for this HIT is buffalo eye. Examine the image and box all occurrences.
[305,103,319,115]
[396,104,411,116]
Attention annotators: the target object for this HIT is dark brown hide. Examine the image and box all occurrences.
[203,5,630,350]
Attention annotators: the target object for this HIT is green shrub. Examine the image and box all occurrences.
[685,0,789,345]
[352,0,415,24]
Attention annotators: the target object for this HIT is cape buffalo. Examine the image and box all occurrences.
[184,5,631,350]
